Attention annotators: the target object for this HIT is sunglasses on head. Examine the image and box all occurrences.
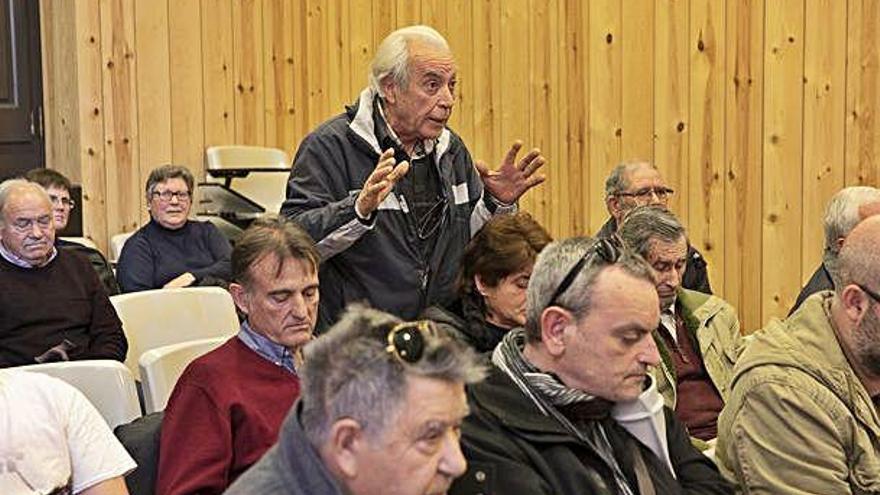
[545,236,623,308]
[385,320,438,364]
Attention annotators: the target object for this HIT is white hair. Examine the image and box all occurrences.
[369,25,450,96]
[824,186,880,255]
[0,179,51,227]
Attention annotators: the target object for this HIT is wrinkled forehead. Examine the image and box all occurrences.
[3,189,52,219]
[624,164,666,190]
[407,39,456,74]
[646,235,688,261]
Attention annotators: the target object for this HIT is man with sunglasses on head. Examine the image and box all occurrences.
[449,237,732,494]
[0,179,127,367]
[717,215,880,493]
[600,160,712,295]
[282,25,546,331]
[157,216,320,495]
[225,305,484,495]
[25,168,120,295]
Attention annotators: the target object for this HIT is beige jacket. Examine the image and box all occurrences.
[652,288,744,409]
[717,291,880,494]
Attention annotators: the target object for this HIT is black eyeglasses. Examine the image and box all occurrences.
[385,320,437,364]
[152,190,191,202]
[856,283,880,305]
[616,187,675,201]
[417,197,448,240]
[546,236,623,308]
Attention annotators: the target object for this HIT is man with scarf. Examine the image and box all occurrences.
[449,237,732,495]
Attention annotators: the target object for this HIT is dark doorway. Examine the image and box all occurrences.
[0,0,43,181]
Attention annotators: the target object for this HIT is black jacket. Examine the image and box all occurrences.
[598,218,712,295]
[421,296,509,354]
[56,239,120,296]
[788,262,833,316]
[451,367,733,495]
[282,88,507,330]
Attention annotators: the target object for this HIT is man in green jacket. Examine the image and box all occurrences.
[618,206,743,442]
[717,215,880,493]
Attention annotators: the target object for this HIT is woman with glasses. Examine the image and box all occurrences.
[117,164,232,293]
[422,212,552,353]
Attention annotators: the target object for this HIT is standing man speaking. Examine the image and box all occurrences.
[282,25,546,329]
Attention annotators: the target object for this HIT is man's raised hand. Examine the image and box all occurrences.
[474,141,546,205]
[355,148,410,218]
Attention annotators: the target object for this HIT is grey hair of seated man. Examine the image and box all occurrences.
[524,236,656,342]
[604,160,657,198]
[0,179,52,227]
[617,205,687,260]
[369,25,451,98]
[299,305,484,447]
[823,186,880,257]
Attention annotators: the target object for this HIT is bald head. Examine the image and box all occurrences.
[838,215,880,290]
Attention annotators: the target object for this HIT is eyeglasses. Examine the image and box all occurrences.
[151,190,191,202]
[49,194,75,209]
[616,187,675,201]
[385,320,437,364]
[856,283,880,305]
[545,236,623,308]
[417,197,448,240]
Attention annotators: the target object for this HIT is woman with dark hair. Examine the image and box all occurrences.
[117,164,232,292]
[422,212,552,353]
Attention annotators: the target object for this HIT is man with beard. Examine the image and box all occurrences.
[717,215,880,493]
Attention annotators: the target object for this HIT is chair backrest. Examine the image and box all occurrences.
[205,145,291,213]
[59,236,99,250]
[18,360,141,429]
[110,232,134,262]
[110,287,239,380]
[139,337,228,413]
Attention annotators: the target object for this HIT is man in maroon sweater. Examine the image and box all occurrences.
[0,179,126,367]
[157,216,320,495]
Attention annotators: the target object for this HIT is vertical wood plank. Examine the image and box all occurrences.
[201,0,235,149]
[290,0,310,141]
[304,0,327,128]
[802,0,846,281]
[445,0,473,144]
[688,0,725,292]
[74,0,109,251]
[263,0,297,153]
[845,0,880,186]
[169,0,205,177]
[471,0,502,175]
[100,0,140,235]
[563,0,590,236]
[762,0,804,321]
[724,0,763,331]
[349,0,374,103]
[621,0,655,162]
[372,0,396,48]
[654,0,690,222]
[233,0,265,145]
[135,0,171,194]
[324,0,350,113]
[396,0,421,26]
[587,0,622,231]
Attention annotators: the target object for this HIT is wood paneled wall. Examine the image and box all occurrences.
[39,0,880,332]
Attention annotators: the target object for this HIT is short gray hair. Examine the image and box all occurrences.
[369,25,450,97]
[824,186,880,256]
[604,160,656,198]
[0,179,52,227]
[618,205,687,259]
[144,164,194,201]
[300,305,484,447]
[524,237,656,342]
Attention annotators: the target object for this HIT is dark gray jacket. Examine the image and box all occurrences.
[224,402,344,495]
[282,88,510,330]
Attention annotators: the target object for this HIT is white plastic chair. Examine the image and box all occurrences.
[205,145,291,213]
[110,232,134,263]
[17,360,141,429]
[110,287,239,380]
[139,337,228,413]
[59,236,99,250]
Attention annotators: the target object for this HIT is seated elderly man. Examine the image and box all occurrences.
[156,216,320,495]
[0,179,127,367]
[225,305,483,495]
[618,206,743,442]
[25,168,120,295]
[0,369,136,494]
[600,160,712,294]
[450,237,732,494]
[790,185,880,314]
[718,215,880,493]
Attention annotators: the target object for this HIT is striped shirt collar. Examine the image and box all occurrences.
[0,240,57,268]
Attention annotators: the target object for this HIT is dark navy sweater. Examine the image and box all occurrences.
[116,218,232,293]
